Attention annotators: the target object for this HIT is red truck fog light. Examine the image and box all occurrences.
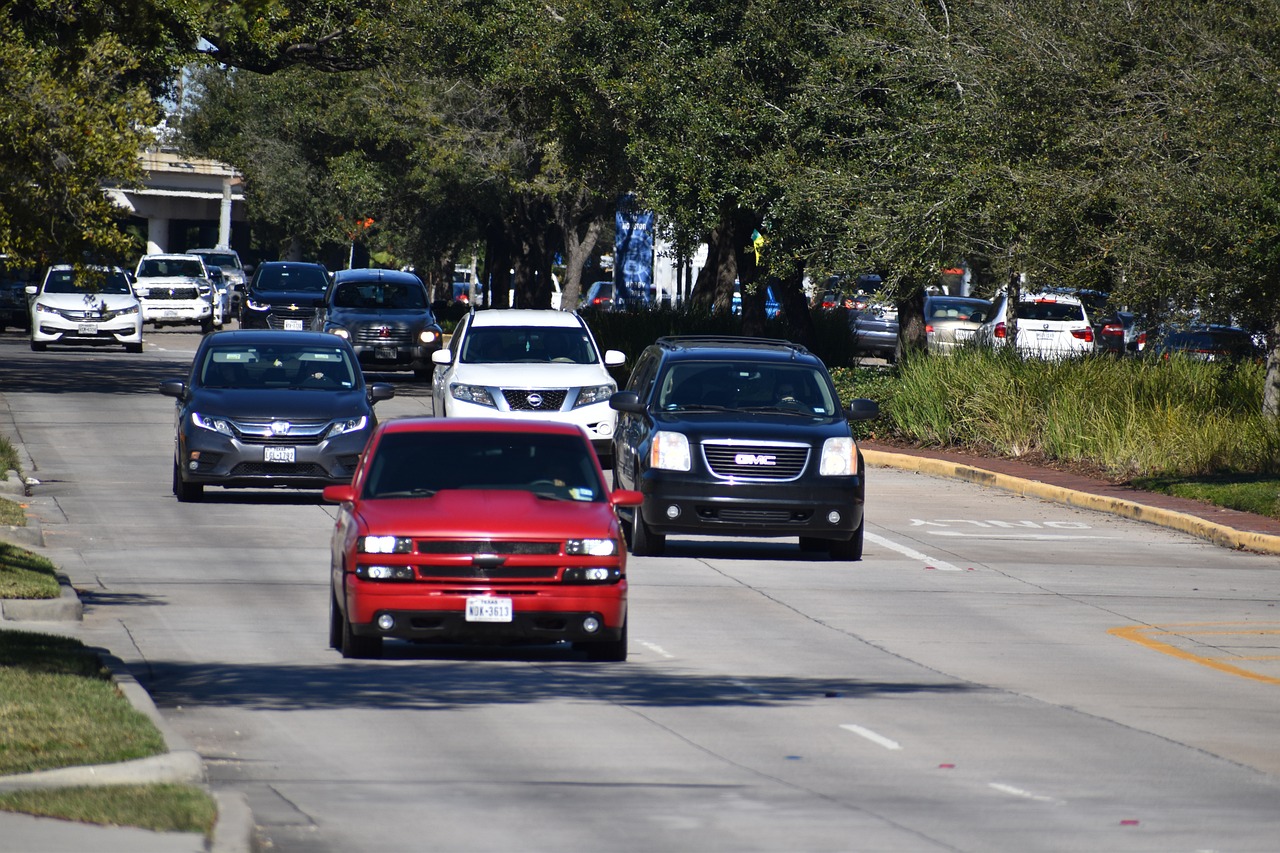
[377,614,395,631]
[582,616,601,634]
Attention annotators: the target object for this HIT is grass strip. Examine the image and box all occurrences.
[0,784,217,836]
[0,496,25,527]
[1132,474,1280,519]
[0,542,59,599]
[0,631,166,775]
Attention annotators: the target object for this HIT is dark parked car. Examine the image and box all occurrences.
[313,268,443,379]
[581,280,649,312]
[160,329,394,501]
[239,261,330,330]
[323,417,643,660]
[1155,325,1263,363]
[609,335,879,559]
[0,257,38,332]
[849,299,899,362]
[1093,311,1148,356]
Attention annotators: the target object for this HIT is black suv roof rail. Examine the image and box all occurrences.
[655,335,812,354]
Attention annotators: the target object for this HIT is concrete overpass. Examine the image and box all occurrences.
[106,149,246,254]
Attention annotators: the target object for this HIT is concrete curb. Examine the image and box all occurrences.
[0,573,82,621]
[862,448,1280,556]
[0,638,257,850]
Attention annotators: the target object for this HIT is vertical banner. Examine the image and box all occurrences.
[616,194,654,306]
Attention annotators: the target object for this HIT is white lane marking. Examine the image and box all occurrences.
[865,531,962,571]
[640,641,674,659]
[840,724,903,750]
[988,782,1060,803]
[930,532,1116,540]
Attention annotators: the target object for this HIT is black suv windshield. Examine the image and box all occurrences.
[656,361,836,415]
[333,279,428,310]
[254,265,329,292]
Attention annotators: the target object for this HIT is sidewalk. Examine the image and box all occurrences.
[861,440,1280,555]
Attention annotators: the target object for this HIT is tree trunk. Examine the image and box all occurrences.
[559,203,604,312]
[895,285,927,366]
[1004,271,1021,351]
[776,262,818,351]
[1264,318,1280,419]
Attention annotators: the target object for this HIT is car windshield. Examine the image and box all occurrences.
[139,258,206,278]
[254,265,328,292]
[332,279,428,310]
[928,298,990,321]
[1019,299,1086,322]
[362,431,606,502]
[655,361,837,416]
[460,326,599,365]
[198,253,239,269]
[198,344,358,390]
[43,269,131,295]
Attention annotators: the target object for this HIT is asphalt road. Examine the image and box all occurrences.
[2,327,1278,853]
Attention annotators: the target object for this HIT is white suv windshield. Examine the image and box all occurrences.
[461,326,600,365]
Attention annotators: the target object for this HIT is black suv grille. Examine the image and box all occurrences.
[266,306,316,326]
[353,325,413,346]
[503,389,568,411]
[702,441,810,481]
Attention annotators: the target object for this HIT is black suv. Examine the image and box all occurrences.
[240,261,330,330]
[609,336,879,559]
[312,268,443,379]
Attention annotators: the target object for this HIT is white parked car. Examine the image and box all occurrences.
[188,247,248,310]
[133,253,220,333]
[431,309,625,464]
[27,265,143,353]
[974,291,1095,358]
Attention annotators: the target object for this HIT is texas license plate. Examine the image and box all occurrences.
[78,323,99,335]
[160,310,179,319]
[264,446,295,463]
[465,596,513,623]
[284,319,304,331]
[375,347,396,360]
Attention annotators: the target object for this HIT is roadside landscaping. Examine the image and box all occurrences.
[831,347,1280,520]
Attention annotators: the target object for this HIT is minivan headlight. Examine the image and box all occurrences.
[192,412,234,436]
[651,431,691,471]
[819,436,857,476]
[327,415,368,437]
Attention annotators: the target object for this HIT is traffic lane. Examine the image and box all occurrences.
[841,466,1280,773]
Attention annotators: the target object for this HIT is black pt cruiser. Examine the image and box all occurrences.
[609,335,879,559]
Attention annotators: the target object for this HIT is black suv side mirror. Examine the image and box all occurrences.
[846,398,880,421]
[609,390,646,415]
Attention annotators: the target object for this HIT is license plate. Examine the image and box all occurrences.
[1035,332,1057,341]
[465,596,513,623]
[264,446,295,463]
[955,329,973,340]
[284,319,304,331]
[78,323,99,335]
[160,310,179,319]
[375,347,397,360]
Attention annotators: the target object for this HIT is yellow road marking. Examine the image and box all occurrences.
[1109,623,1280,685]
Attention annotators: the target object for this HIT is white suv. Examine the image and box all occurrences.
[133,253,220,333]
[431,309,625,464]
[974,291,1095,358]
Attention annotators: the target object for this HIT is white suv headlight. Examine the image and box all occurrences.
[573,383,616,408]
[450,383,496,408]
[650,431,691,471]
[819,436,856,476]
